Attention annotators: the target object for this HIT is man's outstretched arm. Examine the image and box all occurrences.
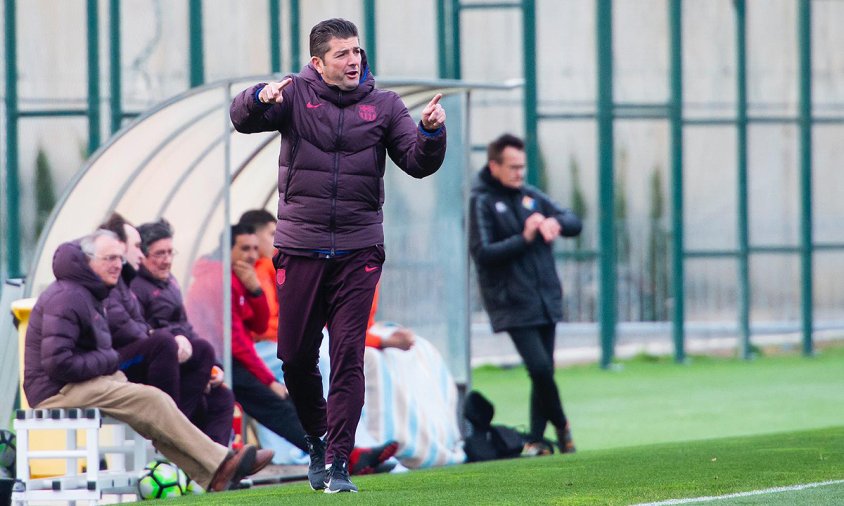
[385,93,447,179]
[229,78,293,134]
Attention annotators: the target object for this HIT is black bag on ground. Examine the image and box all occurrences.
[489,424,525,458]
[463,390,525,462]
[463,390,494,429]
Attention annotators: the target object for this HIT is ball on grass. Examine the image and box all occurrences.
[137,460,185,500]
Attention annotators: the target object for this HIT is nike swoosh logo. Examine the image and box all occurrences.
[306,101,323,109]
[364,266,379,273]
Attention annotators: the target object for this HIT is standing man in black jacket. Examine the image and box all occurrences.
[469,133,582,455]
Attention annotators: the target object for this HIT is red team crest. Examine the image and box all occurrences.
[276,268,286,286]
[358,105,377,122]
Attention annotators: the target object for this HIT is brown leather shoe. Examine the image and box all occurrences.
[208,444,257,492]
[249,448,275,475]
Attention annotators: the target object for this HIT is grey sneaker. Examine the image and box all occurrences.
[305,435,327,490]
[324,459,358,494]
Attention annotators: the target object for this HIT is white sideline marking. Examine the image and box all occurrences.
[633,479,844,505]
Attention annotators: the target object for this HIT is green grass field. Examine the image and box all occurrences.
[175,345,844,505]
[474,344,844,449]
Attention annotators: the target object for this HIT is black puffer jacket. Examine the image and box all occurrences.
[469,167,582,332]
[229,51,447,252]
[24,241,119,407]
[105,265,171,349]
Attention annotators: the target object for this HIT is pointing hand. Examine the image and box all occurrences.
[259,78,292,104]
[421,93,446,131]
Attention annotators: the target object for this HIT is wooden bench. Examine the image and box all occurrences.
[12,407,151,505]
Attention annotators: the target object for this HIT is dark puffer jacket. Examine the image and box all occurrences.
[130,265,202,342]
[24,242,119,407]
[105,265,169,349]
[469,167,582,332]
[229,53,447,252]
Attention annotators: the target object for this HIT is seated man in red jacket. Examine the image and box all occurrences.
[224,223,314,451]
[184,224,316,458]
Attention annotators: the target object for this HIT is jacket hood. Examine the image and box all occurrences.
[299,49,374,107]
[473,165,521,195]
[52,241,111,300]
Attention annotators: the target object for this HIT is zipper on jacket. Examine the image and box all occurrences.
[283,137,300,204]
[372,146,381,209]
[329,94,345,255]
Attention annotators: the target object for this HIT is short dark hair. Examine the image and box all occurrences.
[238,209,276,229]
[137,218,173,255]
[99,212,131,243]
[310,18,358,59]
[487,133,525,164]
[231,223,255,248]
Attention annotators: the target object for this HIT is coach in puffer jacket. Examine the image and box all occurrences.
[229,18,447,492]
[229,50,446,252]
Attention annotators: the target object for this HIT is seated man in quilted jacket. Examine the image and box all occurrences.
[22,230,271,491]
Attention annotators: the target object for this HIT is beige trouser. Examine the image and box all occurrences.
[37,371,229,489]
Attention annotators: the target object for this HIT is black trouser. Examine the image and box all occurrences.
[118,334,234,446]
[275,246,383,464]
[507,323,568,441]
[231,360,309,453]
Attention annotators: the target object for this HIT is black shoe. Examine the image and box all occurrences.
[305,435,327,491]
[557,423,576,454]
[324,459,358,494]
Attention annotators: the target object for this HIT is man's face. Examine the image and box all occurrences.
[88,235,125,287]
[254,222,276,259]
[232,234,260,266]
[123,224,145,270]
[141,237,174,281]
[312,37,362,91]
[489,146,527,189]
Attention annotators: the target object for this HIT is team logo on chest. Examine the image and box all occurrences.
[358,104,377,122]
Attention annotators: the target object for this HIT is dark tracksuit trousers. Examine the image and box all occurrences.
[275,246,384,465]
[117,333,235,446]
[507,323,569,442]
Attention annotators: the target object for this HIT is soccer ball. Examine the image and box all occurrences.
[178,468,205,495]
[0,430,15,477]
[137,460,185,500]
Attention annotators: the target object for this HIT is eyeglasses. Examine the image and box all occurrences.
[148,249,178,261]
[89,254,126,265]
